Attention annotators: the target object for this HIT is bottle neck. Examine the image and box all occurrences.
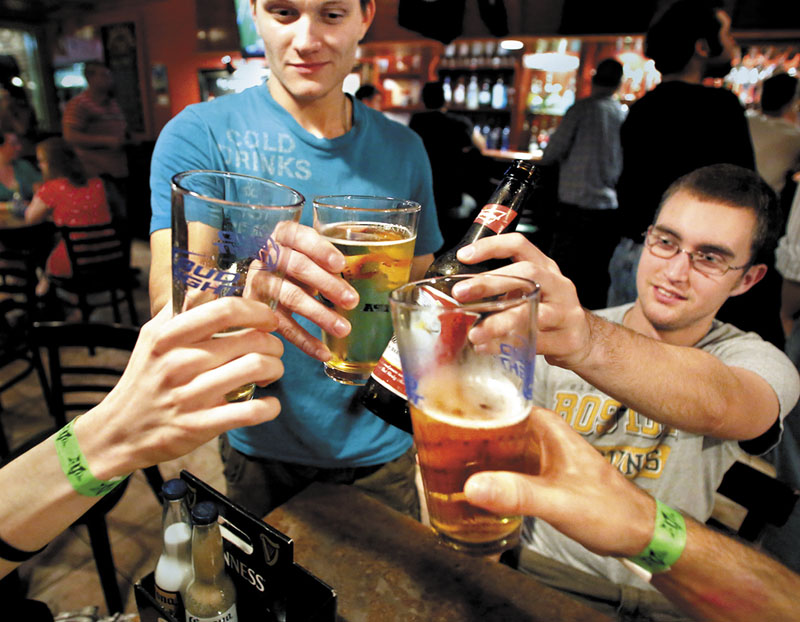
[191,522,227,583]
[163,497,190,531]
[461,176,534,245]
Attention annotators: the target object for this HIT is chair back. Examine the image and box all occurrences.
[712,461,799,542]
[0,222,54,321]
[59,221,132,280]
[31,322,139,428]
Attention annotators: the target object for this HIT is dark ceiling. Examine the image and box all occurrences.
[0,0,138,23]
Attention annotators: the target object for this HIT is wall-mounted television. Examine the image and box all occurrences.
[234,0,265,57]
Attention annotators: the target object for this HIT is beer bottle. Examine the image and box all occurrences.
[154,479,193,620]
[184,501,238,622]
[359,159,541,432]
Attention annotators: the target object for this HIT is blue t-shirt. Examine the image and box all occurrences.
[150,83,443,467]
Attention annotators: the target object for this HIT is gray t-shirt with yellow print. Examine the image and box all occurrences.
[524,303,800,589]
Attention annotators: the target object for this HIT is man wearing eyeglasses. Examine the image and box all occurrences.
[455,163,800,621]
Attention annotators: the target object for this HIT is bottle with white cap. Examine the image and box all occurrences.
[155,478,193,620]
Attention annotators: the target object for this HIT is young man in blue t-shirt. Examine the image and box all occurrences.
[148,0,443,518]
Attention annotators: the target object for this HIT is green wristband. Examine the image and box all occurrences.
[628,499,687,574]
[54,419,127,497]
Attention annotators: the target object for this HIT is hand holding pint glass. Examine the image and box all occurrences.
[390,275,539,555]
[171,170,303,402]
[313,196,420,385]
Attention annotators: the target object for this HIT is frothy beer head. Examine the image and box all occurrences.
[417,370,529,429]
[321,222,416,245]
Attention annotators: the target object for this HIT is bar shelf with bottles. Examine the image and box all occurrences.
[358,31,800,156]
[356,43,439,112]
[437,39,519,152]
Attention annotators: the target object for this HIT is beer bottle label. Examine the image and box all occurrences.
[155,585,181,616]
[473,203,519,234]
[371,285,461,399]
[372,336,407,399]
[185,603,237,622]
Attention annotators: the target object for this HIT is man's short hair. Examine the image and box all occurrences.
[657,163,782,265]
[252,0,371,11]
[421,82,445,110]
[760,73,798,114]
[645,0,725,75]
[592,59,623,88]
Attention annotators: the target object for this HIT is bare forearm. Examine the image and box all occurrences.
[651,517,800,622]
[566,313,777,439]
[0,428,101,577]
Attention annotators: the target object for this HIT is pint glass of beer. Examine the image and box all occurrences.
[313,196,420,385]
[390,274,539,555]
[171,170,304,402]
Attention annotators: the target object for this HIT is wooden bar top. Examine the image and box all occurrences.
[265,482,610,622]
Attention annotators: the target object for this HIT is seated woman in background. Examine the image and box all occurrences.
[24,137,113,295]
[0,130,41,204]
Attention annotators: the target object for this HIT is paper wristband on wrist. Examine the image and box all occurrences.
[55,419,127,497]
[627,499,687,574]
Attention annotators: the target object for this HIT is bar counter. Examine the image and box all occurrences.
[265,482,610,621]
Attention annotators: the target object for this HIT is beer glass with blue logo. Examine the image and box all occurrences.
[313,196,420,385]
[171,170,304,402]
[390,274,539,555]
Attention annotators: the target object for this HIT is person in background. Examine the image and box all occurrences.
[354,83,383,110]
[607,1,781,350]
[148,0,442,521]
[24,138,114,297]
[455,163,799,621]
[0,296,284,583]
[61,61,129,217]
[746,72,800,212]
[761,183,800,573]
[464,406,800,622]
[538,58,626,310]
[0,131,40,204]
[409,81,493,252]
[0,87,37,163]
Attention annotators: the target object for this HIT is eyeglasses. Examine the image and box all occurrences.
[642,227,749,277]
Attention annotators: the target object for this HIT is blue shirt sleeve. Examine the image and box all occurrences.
[150,107,224,234]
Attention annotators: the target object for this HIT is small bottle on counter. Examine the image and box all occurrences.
[155,478,193,620]
[184,501,238,622]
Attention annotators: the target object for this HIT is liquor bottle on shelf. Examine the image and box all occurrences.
[478,78,492,108]
[491,77,507,110]
[442,76,452,104]
[184,501,238,622]
[453,76,466,106]
[488,124,503,150]
[501,125,511,151]
[154,479,193,620]
[466,75,480,110]
[358,159,541,431]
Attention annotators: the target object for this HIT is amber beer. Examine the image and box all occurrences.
[411,370,533,554]
[321,222,416,384]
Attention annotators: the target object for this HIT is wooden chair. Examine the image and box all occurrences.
[49,220,140,325]
[0,223,54,457]
[29,321,166,613]
[709,460,799,542]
